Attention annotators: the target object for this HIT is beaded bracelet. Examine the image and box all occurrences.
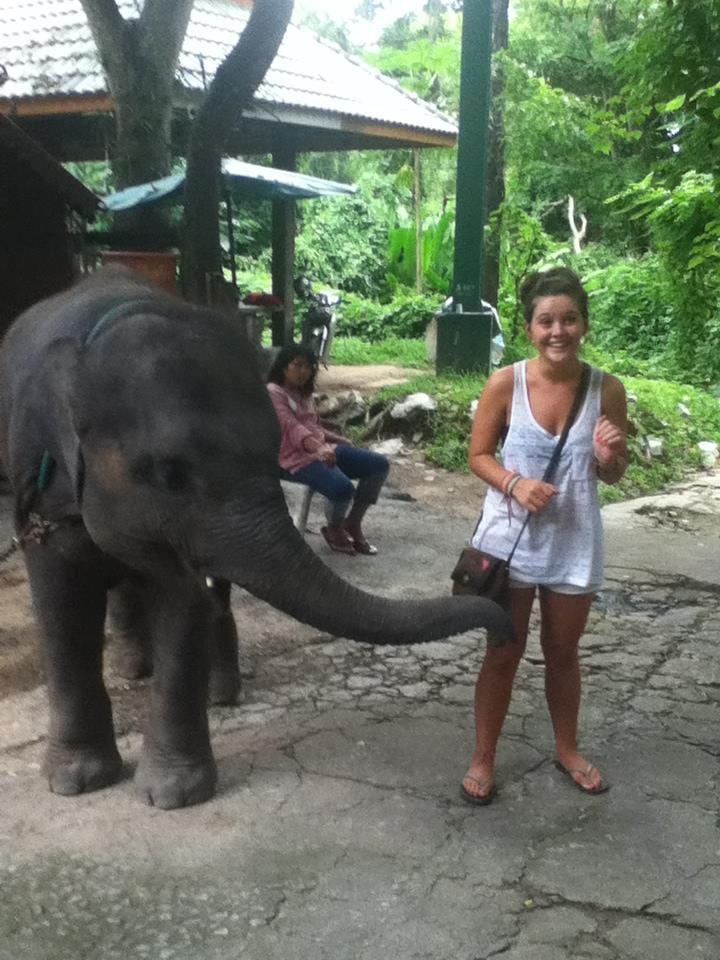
[506,474,522,499]
[501,469,518,494]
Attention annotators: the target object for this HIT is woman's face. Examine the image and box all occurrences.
[283,355,314,389]
[527,294,587,364]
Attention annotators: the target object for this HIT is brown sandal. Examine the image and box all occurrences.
[321,525,356,555]
[349,537,378,556]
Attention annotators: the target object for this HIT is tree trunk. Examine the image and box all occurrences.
[182,0,295,303]
[482,0,509,309]
[80,0,194,242]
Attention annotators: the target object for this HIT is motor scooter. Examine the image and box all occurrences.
[294,275,341,367]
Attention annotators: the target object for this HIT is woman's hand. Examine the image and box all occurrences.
[317,443,337,467]
[593,415,626,465]
[511,477,559,514]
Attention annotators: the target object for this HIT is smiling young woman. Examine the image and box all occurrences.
[460,267,628,805]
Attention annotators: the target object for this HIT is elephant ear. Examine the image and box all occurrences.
[7,338,85,527]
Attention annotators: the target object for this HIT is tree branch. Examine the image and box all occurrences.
[182,0,295,301]
[197,0,294,135]
[79,0,125,75]
[140,0,194,80]
[567,195,587,254]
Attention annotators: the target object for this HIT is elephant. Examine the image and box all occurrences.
[0,267,511,810]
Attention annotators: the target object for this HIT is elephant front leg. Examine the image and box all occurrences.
[24,541,122,795]
[135,582,217,809]
[207,579,241,706]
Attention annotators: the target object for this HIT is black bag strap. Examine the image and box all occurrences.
[505,362,591,564]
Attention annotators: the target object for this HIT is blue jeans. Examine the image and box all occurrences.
[288,444,390,524]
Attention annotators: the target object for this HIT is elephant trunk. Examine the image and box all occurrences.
[184,481,513,646]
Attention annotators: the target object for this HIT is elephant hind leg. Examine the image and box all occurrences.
[208,579,241,706]
[107,579,153,680]
[24,540,122,795]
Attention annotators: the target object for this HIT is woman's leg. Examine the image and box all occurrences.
[538,588,604,791]
[290,460,355,550]
[334,446,389,545]
[462,586,536,801]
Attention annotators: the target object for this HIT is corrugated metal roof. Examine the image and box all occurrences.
[102,159,357,210]
[0,0,457,139]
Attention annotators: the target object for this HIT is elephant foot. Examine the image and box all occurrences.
[44,741,123,796]
[208,664,242,706]
[113,640,153,681]
[135,753,218,809]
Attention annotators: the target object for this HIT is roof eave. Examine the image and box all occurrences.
[1,93,457,151]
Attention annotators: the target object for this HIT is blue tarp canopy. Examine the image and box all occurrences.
[102,159,357,211]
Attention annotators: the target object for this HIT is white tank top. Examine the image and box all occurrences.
[471,361,604,590]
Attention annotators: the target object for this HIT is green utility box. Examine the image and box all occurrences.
[435,309,494,375]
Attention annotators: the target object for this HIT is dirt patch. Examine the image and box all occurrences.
[0,564,40,698]
[316,363,425,393]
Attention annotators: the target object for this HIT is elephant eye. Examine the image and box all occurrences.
[132,455,188,492]
[156,458,188,492]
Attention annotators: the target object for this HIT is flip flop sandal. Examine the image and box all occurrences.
[554,760,610,795]
[349,537,378,556]
[460,774,497,806]
[321,526,356,555]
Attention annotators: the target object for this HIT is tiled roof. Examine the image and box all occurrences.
[0,0,457,140]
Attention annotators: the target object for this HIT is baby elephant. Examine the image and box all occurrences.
[0,268,511,809]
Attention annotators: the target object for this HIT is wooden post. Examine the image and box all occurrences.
[271,146,297,346]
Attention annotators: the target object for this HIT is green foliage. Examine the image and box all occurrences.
[618,0,720,180]
[295,190,389,298]
[366,21,461,116]
[605,172,720,384]
[580,254,675,360]
[386,208,455,293]
[340,291,441,341]
[330,336,428,367]
[503,2,648,244]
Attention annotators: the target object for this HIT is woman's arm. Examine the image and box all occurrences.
[468,368,514,490]
[469,367,560,515]
[595,374,628,485]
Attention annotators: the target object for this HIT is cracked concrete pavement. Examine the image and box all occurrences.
[0,469,718,960]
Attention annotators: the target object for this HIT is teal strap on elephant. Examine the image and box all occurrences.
[37,449,55,491]
[84,298,163,347]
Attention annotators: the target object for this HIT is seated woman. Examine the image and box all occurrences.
[267,345,390,556]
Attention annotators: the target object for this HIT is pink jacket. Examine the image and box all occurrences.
[267,382,342,473]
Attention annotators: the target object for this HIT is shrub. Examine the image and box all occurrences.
[340,290,442,341]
